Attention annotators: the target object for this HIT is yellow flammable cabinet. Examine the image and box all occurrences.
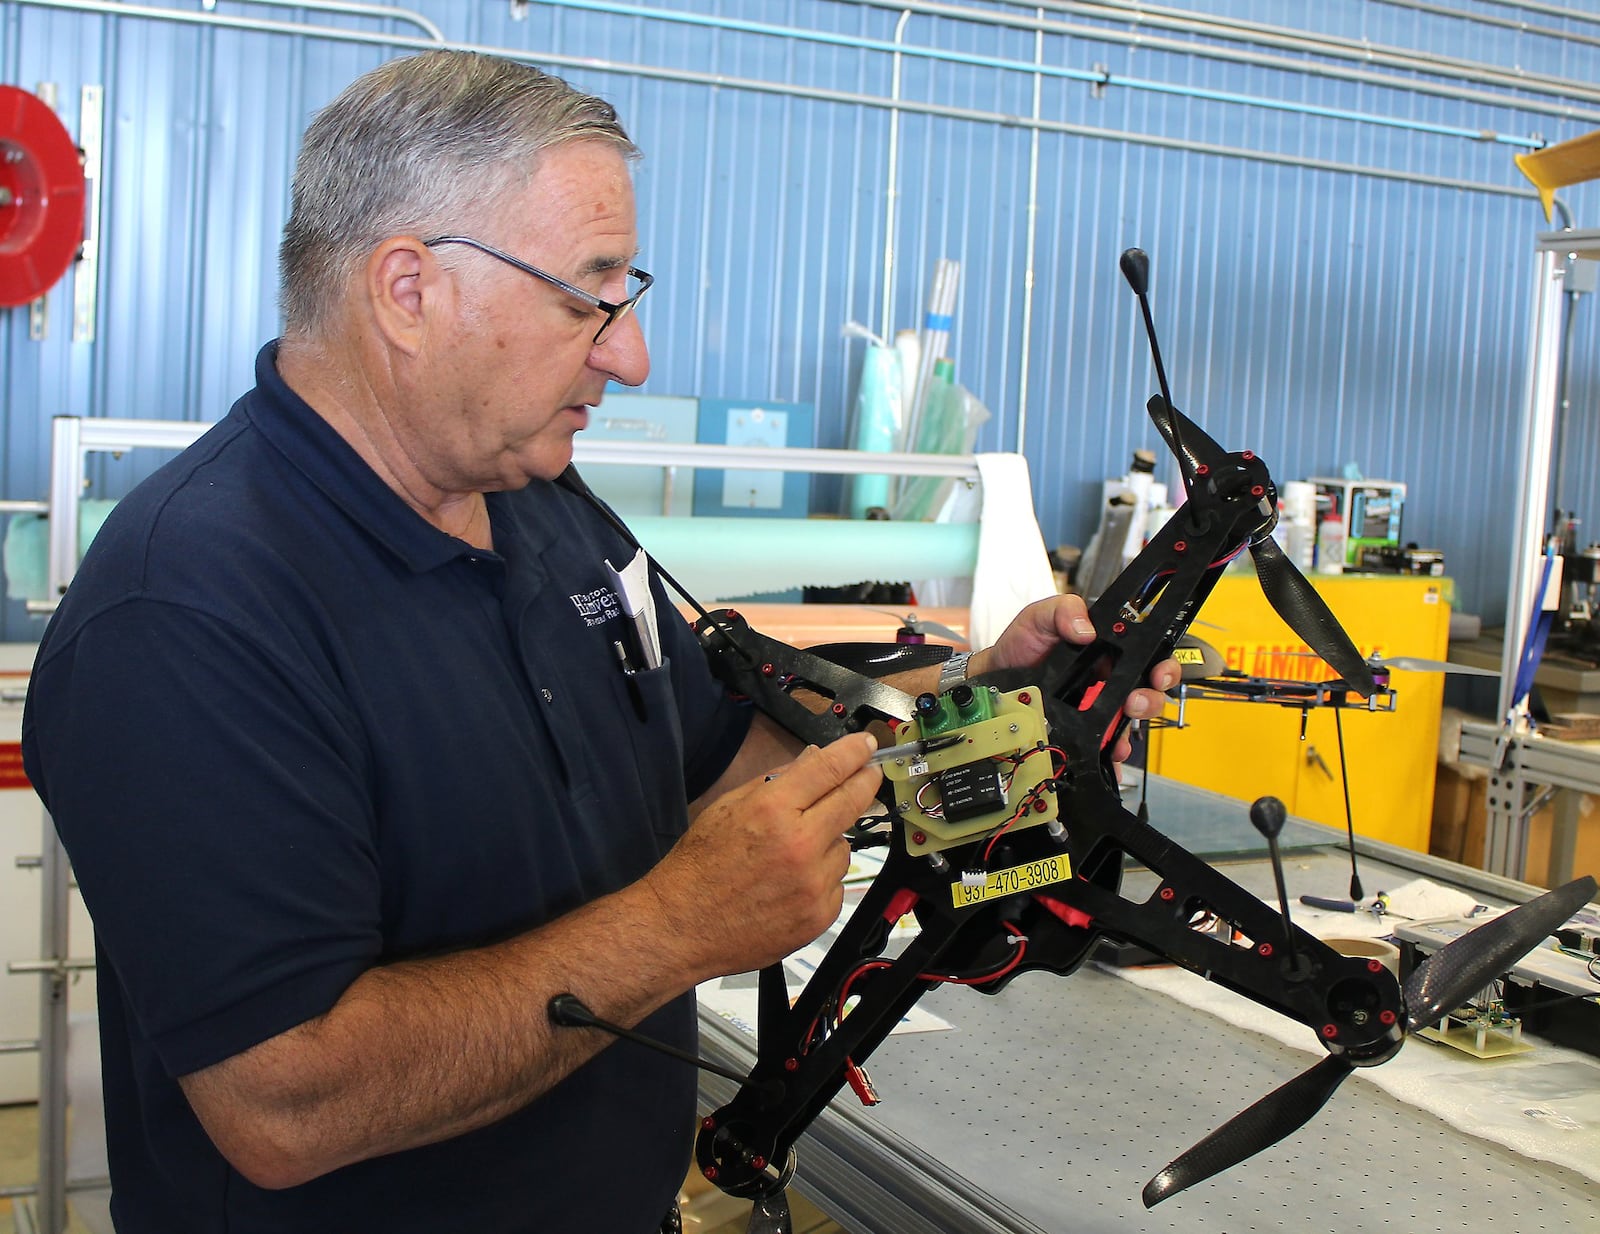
[1146,573,1451,852]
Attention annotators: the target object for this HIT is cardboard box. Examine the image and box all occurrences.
[1525,792,1600,886]
[1308,477,1406,567]
[1434,761,1599,884]
[1430,764,1486,866]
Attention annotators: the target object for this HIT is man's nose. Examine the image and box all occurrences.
[591,311,650,387]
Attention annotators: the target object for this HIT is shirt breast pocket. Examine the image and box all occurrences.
[602,657,691,853]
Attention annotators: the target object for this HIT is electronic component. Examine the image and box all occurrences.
[880,684,1056,855]
[1416,994,1532,1058]
[936,761,1007,823]
[1357,543,1444,575]
[913,682,995,736]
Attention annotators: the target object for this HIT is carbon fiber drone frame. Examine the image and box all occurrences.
[689,403,1409,1201]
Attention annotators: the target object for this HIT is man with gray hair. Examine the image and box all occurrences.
[23,49,1176,1233]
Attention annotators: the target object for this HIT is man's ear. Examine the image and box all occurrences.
[365,236,436,356]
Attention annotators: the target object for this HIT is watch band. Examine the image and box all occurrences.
[937,651,973,693]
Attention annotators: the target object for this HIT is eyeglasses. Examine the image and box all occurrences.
[424,235,653,346]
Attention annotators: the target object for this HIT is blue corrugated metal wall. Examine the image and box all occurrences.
[3,0,1599,642]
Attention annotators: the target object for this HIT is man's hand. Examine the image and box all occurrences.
[653,733,882,979]
[971,594,1180,763]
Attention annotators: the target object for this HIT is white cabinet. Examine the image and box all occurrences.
[1,644,96,1104]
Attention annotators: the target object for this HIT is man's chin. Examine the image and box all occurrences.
[516,439,579,487]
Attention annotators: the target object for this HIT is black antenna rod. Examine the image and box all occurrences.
[1248,797,1302,974]
[549,994,783,1099]
[1118,248,1190,497]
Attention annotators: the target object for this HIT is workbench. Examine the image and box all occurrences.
[697,774,1600,1233]
[1459,718,1600,886]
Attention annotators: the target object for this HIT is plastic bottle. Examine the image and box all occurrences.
[1270,501,1290,551]
[1281,480,1317,571]
[1285,520,1314,572]
[1315,514,1346,575]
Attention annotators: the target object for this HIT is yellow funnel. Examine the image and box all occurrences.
[1515,129,1600,221]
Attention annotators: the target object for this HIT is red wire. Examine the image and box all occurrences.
[837,959,894,1019]
[817,745,1062,1053]
[833,921,1031,1033]
[931,921,1029,986]
[980,805,1026,864]
[980,747,1065,864]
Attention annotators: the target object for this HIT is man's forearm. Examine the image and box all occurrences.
[180,875,704,1190]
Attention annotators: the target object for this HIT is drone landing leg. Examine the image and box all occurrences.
[698,863,1001,1199]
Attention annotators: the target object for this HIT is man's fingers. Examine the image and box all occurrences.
[1053,594,1096,644]
[1148,657,1182,693]
[806,759,884,834]
[1125,687,1173,720]
[760,733,879,811]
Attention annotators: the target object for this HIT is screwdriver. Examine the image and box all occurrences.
[867,733,966,766]
[1299,893,1407,918]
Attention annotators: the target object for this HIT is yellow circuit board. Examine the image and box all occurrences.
[880,686,1057,857]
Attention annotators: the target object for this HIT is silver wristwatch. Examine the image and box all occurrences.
[937,651,973,693]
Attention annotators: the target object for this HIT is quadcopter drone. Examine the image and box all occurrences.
[1167,633,1497,716]
[556,249,1595,1226]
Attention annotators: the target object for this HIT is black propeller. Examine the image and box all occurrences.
[1250,535,1377,697]
[1142,872,1597,1206]
[804,641,953,676]
[1121,251,1377,699]
[1144,389,1230,480]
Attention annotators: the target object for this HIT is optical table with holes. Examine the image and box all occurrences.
[695,772,1600,1234]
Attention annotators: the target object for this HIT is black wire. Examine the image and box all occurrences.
[848,815,892,850]
[555,465,758,667]
[1333,707,1363,901]
[1505,987,1600,1015]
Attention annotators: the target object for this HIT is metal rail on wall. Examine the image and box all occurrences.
[30,415,988,612]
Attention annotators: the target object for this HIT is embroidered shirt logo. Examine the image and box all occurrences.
[569,586,622,628]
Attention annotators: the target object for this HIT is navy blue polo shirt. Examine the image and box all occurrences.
[22,343,752,1234]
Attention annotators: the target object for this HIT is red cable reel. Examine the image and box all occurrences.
[0,84,87,309]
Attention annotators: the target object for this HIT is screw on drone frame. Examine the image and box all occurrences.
[1119,247,1189,499]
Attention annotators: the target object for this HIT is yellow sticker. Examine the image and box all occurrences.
[951,854,1073,908]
